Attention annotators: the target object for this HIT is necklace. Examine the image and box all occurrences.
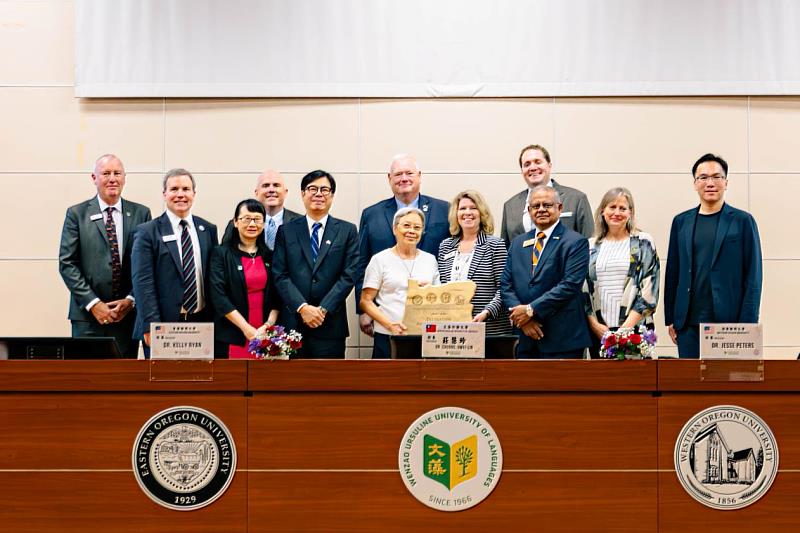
[394,246,418,279]
[239,245,258,263]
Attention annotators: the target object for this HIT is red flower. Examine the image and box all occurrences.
[289,340,302,350]
[268,344,281,356]
[630,333,642,345]
[604,335,617,349]
[618,336,629,346]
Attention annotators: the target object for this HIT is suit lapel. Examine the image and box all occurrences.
[88,199,109,243]
[295,218,316,269]
[313,218,339,273]
[510,190,527,238]
[120,199,135,256]
[532,224,563,282]
[195,218,212,271]
[711,204,733,265]
[467,232,488,280]
[157,213,182,273]
[681,210,697,274]
[382,198,396,235]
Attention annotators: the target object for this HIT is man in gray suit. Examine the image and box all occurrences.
[59,154,152,357]
[501,144,593,247]
[222,169,301,250]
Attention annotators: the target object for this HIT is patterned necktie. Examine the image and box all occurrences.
[180,220,198,314]
[531,231,546,272]
[105,207,123,299]
[265,217,277,250]
[310,222,322,262]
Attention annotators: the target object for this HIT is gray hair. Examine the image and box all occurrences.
[392,206,426,228]
[162,168,196,192]
[389,153,420,174]
[93,154,124,175]
[529,185,562,205]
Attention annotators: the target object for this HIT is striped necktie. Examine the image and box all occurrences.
[180,220,198,314]
[265,217,277,250]
[310,222,322,262]
[531,231,546,272]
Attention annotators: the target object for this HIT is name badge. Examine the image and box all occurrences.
[522,238,536,248]
[89,214,103,221]
[560,211,574,218]
[442,250,457,260]
[162,234,178,243]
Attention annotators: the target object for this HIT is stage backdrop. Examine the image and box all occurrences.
[75,0,800,98]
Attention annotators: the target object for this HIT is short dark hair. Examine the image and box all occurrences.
[692,153,728,177]
[227,198,268,251]
[300,170,336,193]
[162,168,196,191]
[518,144,551,168]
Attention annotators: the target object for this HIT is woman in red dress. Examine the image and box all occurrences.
[209,199,280,358]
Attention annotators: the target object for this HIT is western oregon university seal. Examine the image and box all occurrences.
[674,405,778,510]
[132,406,237,511]
[398,406,502,512]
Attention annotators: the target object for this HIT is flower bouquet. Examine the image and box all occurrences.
[599,326,657,360]
[247,325,302,359]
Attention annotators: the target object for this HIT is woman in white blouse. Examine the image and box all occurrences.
[584,188,660,356]
[437,190,511,336]
[360,207,440,359]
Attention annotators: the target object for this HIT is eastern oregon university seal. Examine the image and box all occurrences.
[132,406,237,511]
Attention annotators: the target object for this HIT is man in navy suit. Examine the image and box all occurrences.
[272,170,359,358]
[356,154,449,336]
[131,168,218,356]
[664,153,763,358]
[501,186,590,359]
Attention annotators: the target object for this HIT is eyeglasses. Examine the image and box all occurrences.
[237,216,264,226]
[528,203,556,211]
[398,222,423,232]
[304,185,332,196]
[695,174,727,182]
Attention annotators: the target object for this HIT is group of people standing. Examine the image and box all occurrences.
[59,146,762,360]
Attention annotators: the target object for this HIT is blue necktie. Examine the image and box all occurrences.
[265,218,277,250]
[310,222,322,262]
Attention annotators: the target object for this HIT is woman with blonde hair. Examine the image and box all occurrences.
[584,187,660,356]
[437,190,511,336]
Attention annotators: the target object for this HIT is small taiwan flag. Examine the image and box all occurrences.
[425,324,437,333]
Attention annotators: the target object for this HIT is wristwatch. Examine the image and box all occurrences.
[320,306,328,315]
[525,304,534,318]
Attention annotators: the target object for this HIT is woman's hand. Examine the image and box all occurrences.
[473,311,489,322]
[387,322,407,335]
[243,324,259,340]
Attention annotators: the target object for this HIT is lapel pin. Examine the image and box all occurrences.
[198,225,205,231]
[325,240,331,245]
[553,236,560,240]
[422,204,429,212]
[126,212,131,217]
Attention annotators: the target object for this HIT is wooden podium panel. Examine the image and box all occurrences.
[0,361,248,533]
[248,360,658,531]
[657,361,800,532]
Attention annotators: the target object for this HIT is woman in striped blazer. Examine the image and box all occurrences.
[437,190,512,336]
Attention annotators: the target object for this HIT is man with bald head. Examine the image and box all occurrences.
[223,169,301,249]
[59,154,152,357]
[356,154,450,337]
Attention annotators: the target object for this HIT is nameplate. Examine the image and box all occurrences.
[422,322,485,359]
[150,322,214,360]
[700,323,763,359]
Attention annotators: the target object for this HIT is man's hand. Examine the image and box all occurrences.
[90,301,118,325]
[359,314,375,337]
[143,332,151,347]
[509,304,532,328]
[668,324,678,345]
[300,305,326,328]
[521,320,544,340]
[107,299,134,321]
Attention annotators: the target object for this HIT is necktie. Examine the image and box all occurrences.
[531,231,546,272]
[310,222,322,263]
[265,218,277,250]
[105,207,123,299]
[180,220,198,314]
